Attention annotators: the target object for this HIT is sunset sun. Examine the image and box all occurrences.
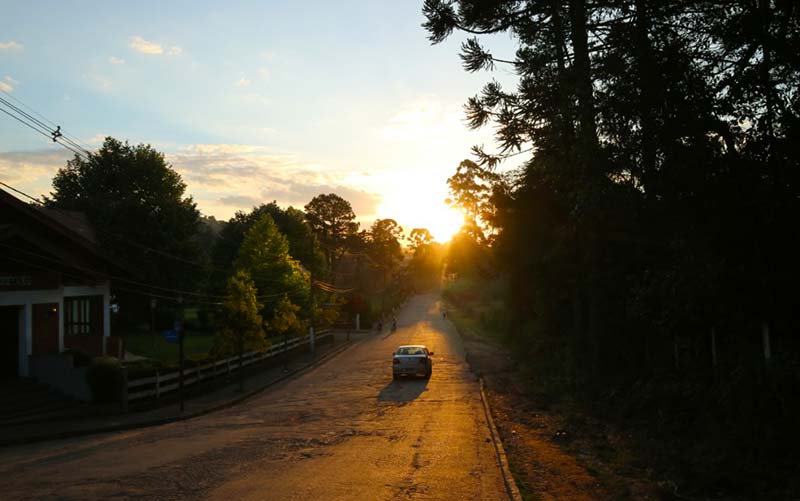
[376,187,464,243]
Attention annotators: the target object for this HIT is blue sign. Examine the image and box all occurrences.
[163,329,178,344]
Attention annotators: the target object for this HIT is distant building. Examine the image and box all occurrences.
[0,187,123,379]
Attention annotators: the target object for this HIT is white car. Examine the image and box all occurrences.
[392,345,433,379]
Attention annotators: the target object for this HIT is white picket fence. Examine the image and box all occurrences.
[126,330,331,402]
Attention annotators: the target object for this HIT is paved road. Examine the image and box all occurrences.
[0,294,508,500]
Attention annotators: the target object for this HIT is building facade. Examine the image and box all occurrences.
[0,188,121,379]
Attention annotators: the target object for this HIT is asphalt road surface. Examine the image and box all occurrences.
[0,294,508,500]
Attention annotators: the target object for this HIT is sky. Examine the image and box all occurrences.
[0,1,519,242]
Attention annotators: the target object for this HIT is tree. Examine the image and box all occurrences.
[213,202,325,284]
[424,4,800,490]
[445,159,502,242]
[304,193,359,269]
[408,228,433,253]
[45,138,201,287]
[408,228,445,290]
[235,213,310,321]
[268,294,304,339]
[367,219,403,270]
[212,270,266,357]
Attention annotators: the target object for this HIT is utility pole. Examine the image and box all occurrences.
[238,321,244,392]
[283,327,288,372]
[150,297,157,350]
[177,298,184,412]
[310,269,316,357]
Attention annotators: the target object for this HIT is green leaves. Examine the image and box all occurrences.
[304,193,359,269]
[213,270,266,357]
[235,213,311,321]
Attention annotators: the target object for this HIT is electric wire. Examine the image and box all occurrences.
[0,180,235,275]
[0,100,90,161]
[0,241,310,302]
[0,89,92,154]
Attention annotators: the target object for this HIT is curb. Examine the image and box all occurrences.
[442,300,522,501]
[479,378,523,501]
[0,339,356,447]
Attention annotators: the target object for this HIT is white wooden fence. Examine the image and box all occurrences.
[126,330,331,402]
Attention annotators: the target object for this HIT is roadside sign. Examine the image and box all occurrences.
[163,329,178,344]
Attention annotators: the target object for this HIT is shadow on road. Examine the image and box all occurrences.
[378,378,429,402]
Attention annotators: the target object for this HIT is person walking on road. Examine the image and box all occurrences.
[391,317,397,333]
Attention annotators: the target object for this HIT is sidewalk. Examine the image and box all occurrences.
[0,331,371,447]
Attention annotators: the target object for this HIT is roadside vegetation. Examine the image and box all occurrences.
[42,138,428,380]
[425,1,800,498]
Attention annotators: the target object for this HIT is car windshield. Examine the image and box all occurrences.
[396,347,425,356]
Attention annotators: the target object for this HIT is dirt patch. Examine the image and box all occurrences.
[461,331,668,500]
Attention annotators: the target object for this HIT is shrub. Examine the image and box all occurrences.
[86,356,125,403]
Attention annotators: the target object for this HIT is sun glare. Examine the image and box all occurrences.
[376,191,464,243]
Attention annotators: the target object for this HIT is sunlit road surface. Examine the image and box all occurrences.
[0,294,507,500]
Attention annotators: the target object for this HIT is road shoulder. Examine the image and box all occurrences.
[448,308,664,500]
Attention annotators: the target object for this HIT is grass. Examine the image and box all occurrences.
[123,330,216,365]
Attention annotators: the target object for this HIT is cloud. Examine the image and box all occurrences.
[260,50,275,61]
[5,76,19,85]
[0,144,381,222]
[108,56,125,65]
[0,81,12,93]
[129,36,182,56]
[218,195,263,207]
[235,77,251,87]
[0,149,73,199]
[0,40,23,50]
[130,36,163,54]
[168,144,381,219]
[258,68,271,80]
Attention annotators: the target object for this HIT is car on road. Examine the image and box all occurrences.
[392,345,433,379]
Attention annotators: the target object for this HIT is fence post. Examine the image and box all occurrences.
[120,367,129,413]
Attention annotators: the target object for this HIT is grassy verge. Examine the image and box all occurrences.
[122,331,215,365]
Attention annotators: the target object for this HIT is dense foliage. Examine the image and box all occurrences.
[45,137,202,325]
[425,0,800,495]
[234,213,311,322]
[212,270,266,357]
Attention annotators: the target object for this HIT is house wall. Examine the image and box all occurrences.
[0,282,110,377]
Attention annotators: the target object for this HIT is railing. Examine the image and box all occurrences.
[126,330,331,402]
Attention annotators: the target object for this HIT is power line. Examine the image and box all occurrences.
[0,89,92,154]
[0,249,308,306]
[0,180,235,274]
[0,106,53,141]
[0,97,91,162]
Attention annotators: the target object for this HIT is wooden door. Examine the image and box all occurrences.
[0,306,21,378]
[32,303,59,355]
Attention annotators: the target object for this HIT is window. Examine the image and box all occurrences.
[64,296,102,336]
